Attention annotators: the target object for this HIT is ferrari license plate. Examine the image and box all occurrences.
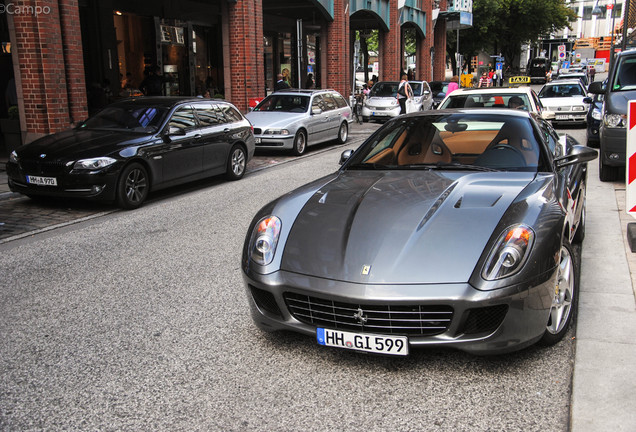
[26,175,57,186]
[317,328,408,356]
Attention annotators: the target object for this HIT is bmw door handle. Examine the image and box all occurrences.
[193,134,202,140]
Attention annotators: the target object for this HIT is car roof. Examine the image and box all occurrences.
[544,79,584,86]
[110,96,229,108]
[445,87,534,95]
[270,89,341,96]
[422,108,534,119]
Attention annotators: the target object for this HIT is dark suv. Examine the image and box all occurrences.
[589,48,636,181]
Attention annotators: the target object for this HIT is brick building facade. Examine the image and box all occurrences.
[2,0,450,148]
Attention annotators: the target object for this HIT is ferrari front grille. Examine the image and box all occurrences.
[284,292,453,336]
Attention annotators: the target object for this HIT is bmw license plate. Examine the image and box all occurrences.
[317,328,408,356]
[26,175,57,186]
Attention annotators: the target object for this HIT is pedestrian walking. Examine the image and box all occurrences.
[478,72,489,88]
[274,73,291,91]
[397,73,413,115]
[446,76,459,95]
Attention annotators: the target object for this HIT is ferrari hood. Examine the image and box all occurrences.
[280,170,536,284]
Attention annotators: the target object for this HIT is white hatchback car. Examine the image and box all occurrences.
[361,80,433,121]
[538,79,590,126]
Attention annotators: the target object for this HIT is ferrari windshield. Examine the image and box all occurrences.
[81,105,169,133]
[345,113,545,172]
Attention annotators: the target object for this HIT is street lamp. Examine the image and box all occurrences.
[591,1,617,70]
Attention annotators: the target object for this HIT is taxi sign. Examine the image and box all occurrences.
[508,76,531,85]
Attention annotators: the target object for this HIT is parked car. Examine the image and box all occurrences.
[584,91,603,148]
[538,80,590,126]
[6,97,255,209]
[588,48,636,181]
[527,57,551,83]
[361,80,433,121]
[437,87,550,118]
[554,72,589,88]
[242,109,597,355]
[245,89,352,156]
[429,80,451,108]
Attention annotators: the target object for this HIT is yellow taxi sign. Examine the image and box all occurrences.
[509,76,531,85]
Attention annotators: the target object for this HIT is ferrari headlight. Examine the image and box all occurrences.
[604,113,626,128]
[73,157,117,170]
[250,216,282,265]
[483,224,535,281]
[9,150,18,164]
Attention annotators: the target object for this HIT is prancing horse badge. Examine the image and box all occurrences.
[361,265,371,275]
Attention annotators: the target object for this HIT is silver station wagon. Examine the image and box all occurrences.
[245,89,353,156]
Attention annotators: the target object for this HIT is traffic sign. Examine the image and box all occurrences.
[559,51,566,60]
[558,45,565,52]
[626,101,636,216]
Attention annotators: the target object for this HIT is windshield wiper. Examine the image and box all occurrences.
[400,162,500,172]
[346,163,396,170]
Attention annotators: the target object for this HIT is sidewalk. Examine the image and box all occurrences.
[571,161,636,431]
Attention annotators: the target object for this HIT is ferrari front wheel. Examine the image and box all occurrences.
[539,239,578,346]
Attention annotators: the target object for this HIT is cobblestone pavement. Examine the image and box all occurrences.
[0,121,381,243]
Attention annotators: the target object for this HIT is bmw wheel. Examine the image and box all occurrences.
[337,122,348,144]
[539,239,578,346]
[292,130,307,156]
[116,162,149,210]
[226,144,247,181]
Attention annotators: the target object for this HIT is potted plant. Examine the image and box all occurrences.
[1,105,22,154]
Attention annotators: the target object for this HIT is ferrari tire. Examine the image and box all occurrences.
[292,130,307,156]
[116,162,149,210]
[539,239,578,346]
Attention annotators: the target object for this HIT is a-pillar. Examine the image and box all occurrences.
[379,0,400,81]
[325,0,350,98]
[10,0,88,144]
[225,0,265,112]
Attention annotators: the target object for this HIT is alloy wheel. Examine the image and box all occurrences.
[125,168,148,205]
[546,245,574,334]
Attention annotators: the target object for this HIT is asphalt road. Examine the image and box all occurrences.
[0,123,588,430]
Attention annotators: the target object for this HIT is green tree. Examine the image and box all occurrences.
[449,0,577,73]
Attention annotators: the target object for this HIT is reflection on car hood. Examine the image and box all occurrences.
[245,111,306,129]
[15,128,151,160]
[281,170,535,284]
[365,97,399,107]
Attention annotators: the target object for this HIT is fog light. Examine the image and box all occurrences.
[609,153,620,160]
[92,185,104,193]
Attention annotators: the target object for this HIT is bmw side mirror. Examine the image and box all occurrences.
[339,149,353,165]
[554,145,598,169]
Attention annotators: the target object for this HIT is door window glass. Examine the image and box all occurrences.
[194,103,222,126]
[322,94,337,111]
[169,106,197,132]
[312,95,325,111]
[218,104,243,123]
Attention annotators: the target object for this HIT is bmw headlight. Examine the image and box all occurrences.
[604,113,626,128]
[9,150,18,164]
[483,224,535,281]
[73,157,117,170]
[264,129,290,135]
[249,216,282,265]
[592,109,602,121]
